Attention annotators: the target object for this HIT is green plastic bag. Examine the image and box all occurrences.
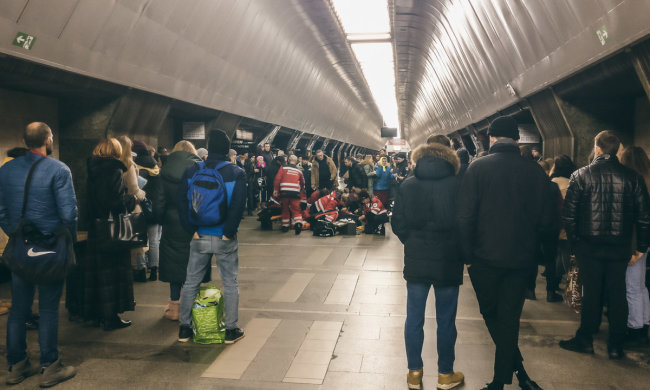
[191,285,225,344]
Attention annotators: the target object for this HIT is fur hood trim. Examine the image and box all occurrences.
[411,143,460,175]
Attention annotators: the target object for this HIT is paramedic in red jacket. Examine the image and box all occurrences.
[274,155,305,234]
[359,190,389,235]
[312,190,342,223]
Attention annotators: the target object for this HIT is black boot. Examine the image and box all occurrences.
[515,366,542,390]
[133,269,147,283]
[102,315,132,331]
[524,289,537,300]
[149,267,158,281]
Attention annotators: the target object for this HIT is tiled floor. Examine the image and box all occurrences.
[0,216,649,389]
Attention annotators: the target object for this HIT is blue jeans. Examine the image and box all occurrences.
[180,235,239,329]
[405,282,459,374]
[626,253,650,329]
[7,274,63,366]
[135,225,162,269]
[147,224,162,268]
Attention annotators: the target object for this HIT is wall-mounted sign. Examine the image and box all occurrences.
[13,32,36,50]
[518,124,541,144]
[596,26,609,46]
[182,122,205,139]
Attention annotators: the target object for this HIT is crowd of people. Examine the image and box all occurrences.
[243,144,408,236]
[0,119,649,390]
[393,117,650,390]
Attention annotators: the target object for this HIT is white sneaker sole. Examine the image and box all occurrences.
[225,334,245,344]
[437,380,463,390]
[177,336,191,343]
[407,383,422,390]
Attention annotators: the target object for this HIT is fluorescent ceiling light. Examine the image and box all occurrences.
[331,0,399,136]
[351,42,399,129]
[331,0,390,35]
[347,33,391,42]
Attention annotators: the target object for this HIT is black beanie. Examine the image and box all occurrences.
[207,129,230,155]
[487,116,519,140]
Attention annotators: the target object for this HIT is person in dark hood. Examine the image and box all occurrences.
[391,143,465,390]
[456,148,470,177]
[158,141,202,321]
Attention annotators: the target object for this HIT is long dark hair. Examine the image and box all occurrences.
[551,155,575,179]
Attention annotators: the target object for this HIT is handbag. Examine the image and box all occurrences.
[1,157,75,284]
[565,255,582,313]
[94,211,148,250]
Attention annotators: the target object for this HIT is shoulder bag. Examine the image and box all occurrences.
[1,157,75,284]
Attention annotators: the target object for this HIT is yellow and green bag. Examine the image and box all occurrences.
[191,285,225,344]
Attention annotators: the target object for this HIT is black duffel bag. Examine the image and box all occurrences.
[1,157,75,284]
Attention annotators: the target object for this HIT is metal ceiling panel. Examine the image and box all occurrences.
[0,0,383,148]
[394,0,650,146]
[18,0,80,38]
[0,0,29,23]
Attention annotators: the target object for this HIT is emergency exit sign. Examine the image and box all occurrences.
[12,32,36,50]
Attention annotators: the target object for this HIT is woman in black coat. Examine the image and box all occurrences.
[157,142,202,321]
[391,143,465,389]
[84,138,137,331]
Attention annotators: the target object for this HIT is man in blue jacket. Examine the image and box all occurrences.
[177,129,247,344]
[0,122,77,387]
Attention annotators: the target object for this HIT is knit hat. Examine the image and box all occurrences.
[207,129,230,155]
[132,140,149,157]
[487,116,519,140]
[395,152,407,160]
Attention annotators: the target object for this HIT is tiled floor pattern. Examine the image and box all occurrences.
[0,217,649,389]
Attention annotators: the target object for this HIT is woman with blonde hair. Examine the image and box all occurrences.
[77,138,136,330]
[116,136,148,282]
[620,146,650,344]
[158,140,202,320]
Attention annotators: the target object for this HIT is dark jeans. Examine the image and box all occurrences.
[7,273,64,366]
[170,282,183,301]
[575,248,628,347]
[469,263,531,384]
[405,283,459,373]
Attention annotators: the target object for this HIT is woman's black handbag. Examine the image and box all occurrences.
[1,157,76,284]
[94,211,148,250]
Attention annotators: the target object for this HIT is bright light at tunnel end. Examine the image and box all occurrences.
[331,0,400,138]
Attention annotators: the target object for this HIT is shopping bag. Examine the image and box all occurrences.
[191,285,226,344]
[565,255,582,313]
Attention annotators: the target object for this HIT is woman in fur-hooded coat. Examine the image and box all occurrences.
[391,142,463,286]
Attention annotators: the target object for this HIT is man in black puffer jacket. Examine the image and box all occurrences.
[392,143,464,390]
[559,131,650,359]
[457,116,553,390]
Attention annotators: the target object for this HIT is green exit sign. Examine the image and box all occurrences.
[12,32,36,50]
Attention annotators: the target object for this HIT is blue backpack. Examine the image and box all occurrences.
[187,161,231,226]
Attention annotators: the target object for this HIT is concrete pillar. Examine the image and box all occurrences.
[526,88,575,161]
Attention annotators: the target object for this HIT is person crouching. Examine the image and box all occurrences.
[359,190,388,235]
[274,155,306,234]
